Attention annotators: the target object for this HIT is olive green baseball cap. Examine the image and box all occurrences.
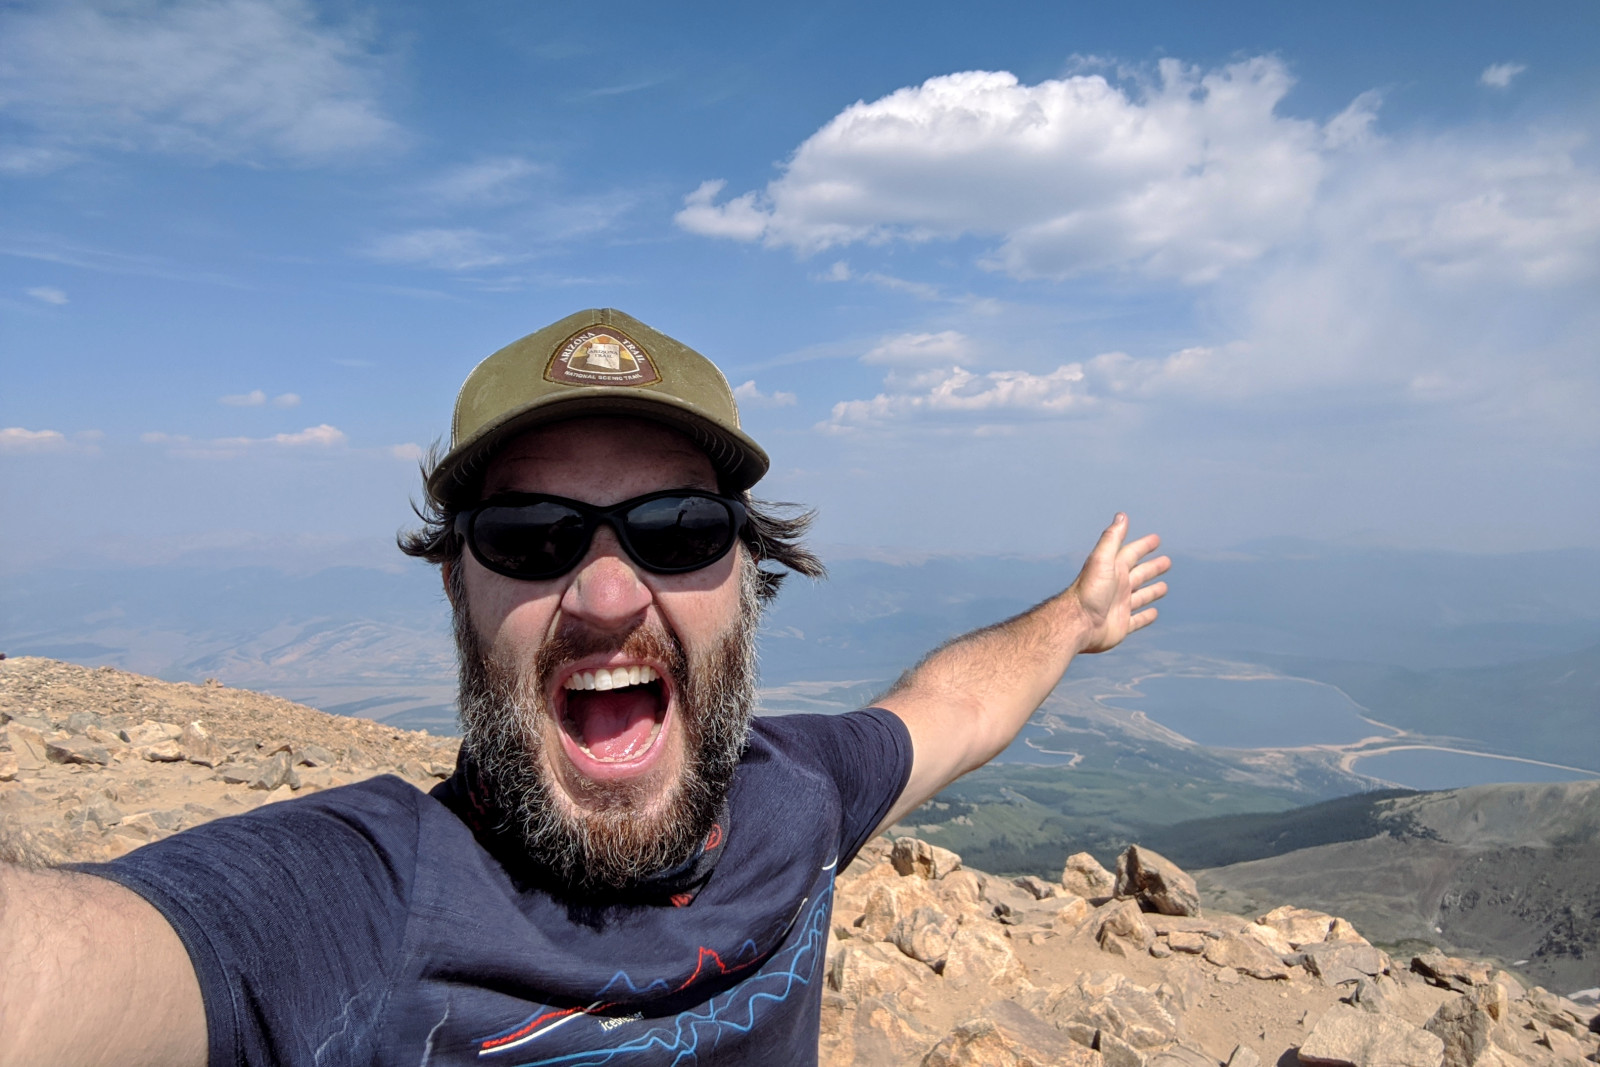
[426,308,769,506]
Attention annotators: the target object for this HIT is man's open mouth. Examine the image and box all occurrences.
[557,664,669,765]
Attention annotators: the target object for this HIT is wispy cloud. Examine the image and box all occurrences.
[2,237,248,288]
[0,427,102,453]
[732,380,797,408]
[423,157,546,206]
[0,0,401,169]
[24,286,68,305]
[361,228,516,271]
[220,390,301,408]
[1480,62,1527,89]
[142,423,346,458]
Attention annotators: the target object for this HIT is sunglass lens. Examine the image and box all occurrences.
[472,501,589,579]
[624,495,736,571]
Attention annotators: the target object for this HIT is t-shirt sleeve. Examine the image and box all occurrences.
[72,776,422,1066]
[765,708,913,868]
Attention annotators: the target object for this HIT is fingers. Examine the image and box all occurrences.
[1119,532,1163,568]
[1093,513,1129,557]
[1129,606,1159,632]
[1131,580,1168,610]
[1129,554,1171,588]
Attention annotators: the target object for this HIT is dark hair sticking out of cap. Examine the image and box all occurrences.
[426,309,770,509]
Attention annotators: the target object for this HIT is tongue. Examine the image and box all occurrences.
[572,689,659,761]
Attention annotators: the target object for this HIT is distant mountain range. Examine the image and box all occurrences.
[1186,782,1600,995]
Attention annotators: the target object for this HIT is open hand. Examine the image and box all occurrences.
[1068,513,1170,654]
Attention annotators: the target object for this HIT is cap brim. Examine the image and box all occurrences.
[426,389,770,506]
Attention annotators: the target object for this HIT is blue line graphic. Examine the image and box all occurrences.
[478,864,836,1066]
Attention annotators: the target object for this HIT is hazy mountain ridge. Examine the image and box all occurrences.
[1186,783,1600,994]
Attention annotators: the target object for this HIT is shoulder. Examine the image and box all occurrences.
[750,708,911,768]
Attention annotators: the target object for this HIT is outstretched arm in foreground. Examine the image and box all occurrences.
[873,513,1170,833]
[0,863,205,1067]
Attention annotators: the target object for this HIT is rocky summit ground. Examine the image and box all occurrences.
[3,657,1597,1066]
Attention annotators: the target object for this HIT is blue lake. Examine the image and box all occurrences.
[1351,749,1600,791]
[1103,675,1381,749]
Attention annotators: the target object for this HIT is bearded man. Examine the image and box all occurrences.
[0,309,1169,1067]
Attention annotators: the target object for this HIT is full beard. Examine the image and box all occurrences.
[453,561,760,894]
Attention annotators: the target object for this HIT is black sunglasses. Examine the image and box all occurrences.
[455,489,749,581]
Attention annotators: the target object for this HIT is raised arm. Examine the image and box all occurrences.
[873,513,1169,832]
[0,863,206,1067]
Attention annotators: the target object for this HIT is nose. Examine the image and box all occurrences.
[558,524,653,630]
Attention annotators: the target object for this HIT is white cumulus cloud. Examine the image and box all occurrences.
[825,362,1091,430]
[732,380,797,408]
[1480,63,1527,90]
[679,56,1599,295]
[0,427,102,453]
[678,58,1331,283]
[221,389,268,406]
[0,0,400,168]
[0,427,69,452]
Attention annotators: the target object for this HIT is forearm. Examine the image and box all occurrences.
[881,588,1091,773]
[0,864,207,1067]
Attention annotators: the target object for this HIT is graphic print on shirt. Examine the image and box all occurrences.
[473,858,837,1065]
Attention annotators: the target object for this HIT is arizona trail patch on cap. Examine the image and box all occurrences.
[546,327,661,387]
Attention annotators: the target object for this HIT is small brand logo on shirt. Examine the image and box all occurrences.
[598,1012,642,1032]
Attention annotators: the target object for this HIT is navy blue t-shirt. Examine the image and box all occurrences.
[83,709,912,1066]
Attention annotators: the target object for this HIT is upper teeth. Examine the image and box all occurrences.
[563,665,659,691]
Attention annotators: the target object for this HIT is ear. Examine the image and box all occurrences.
[441,560,457,610]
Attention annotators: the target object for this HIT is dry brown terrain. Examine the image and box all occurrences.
[2,657,1596,1066]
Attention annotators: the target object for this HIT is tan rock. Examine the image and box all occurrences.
[1035,971,1182,1051]
[122,720,183,746]
[4,723,48,770]
[1243,922,1296,958]
[1011,875,1060,900]
[1411,951,1493,994]
[0,750,17,781]
[1533,1026,1585,1060]
[856,877,941,941]
[1300,943,1390,987]
[1424,993,1492,1067]
[892,836,963,880]
[1204,934,1292,980]
[828,941,927,1007]
[1167,930,1207,955]
[1258,905,1338,948]
[941,925,1027,990]
[936,870,988,907]
[922,1000,1101,1067]
[1225,1046,1263,1067]
[1327,918,1369,945]
[1095,899,1155,957]
[1062,851,1116,898]
[1298,1005,1445,1067]
[45,737,111,766]
[1114,845,1200,917]
[179,722,225,767]
[890,906,958,968]
[1054,896,1093,929]
[138,739,184,762]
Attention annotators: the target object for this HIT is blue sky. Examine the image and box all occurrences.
[4,0,1598,573]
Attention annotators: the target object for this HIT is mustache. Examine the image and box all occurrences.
[532,620,686,696]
